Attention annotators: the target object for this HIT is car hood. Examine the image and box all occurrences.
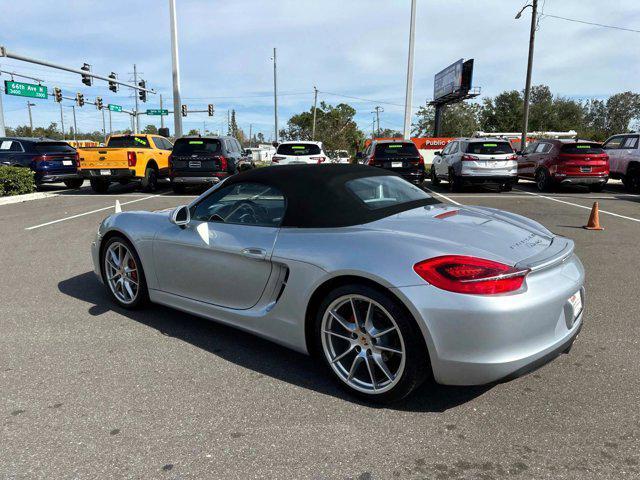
[368,204,554,266]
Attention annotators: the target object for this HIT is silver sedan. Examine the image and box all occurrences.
[91,164,585,402]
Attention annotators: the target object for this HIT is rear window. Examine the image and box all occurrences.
[346,175,430,209]
[276,143,321,156]
[107,136,151,148]
[173,139,222,155]
[466,142,513,155]
[35,142,76,154]
[560,143,604,155]
[374,143,419,157]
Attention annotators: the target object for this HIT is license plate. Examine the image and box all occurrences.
[392,161,403,168]
[569,291,583,318]
[100,169,111,175]
[63,160,72,166]
[580,166,592,173]
[189,161,201,168]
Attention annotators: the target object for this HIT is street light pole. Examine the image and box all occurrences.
[71,105,77,142]
[133,64,139,134]
[272,47,278,143]
[160,94,164,129]
[402,0,417,140]
[169,0,183,137]
[0,81,5,137]
[311,85,318,140]
[101,108,106,143]
[27,101,35,135]
[108,109,112,135]
[59,102,65,139]
[517,0,538,150]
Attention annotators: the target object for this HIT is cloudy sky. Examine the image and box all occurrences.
[1,0,638,138]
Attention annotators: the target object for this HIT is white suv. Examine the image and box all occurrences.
[430,137,518,191]
[271,141,328,165]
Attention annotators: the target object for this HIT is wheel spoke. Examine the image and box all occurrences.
[347,355,363,381]
[329,310,356,333]
[331,344,355,364]
[323,329,352,342]
[109,249,119,268]
[375,344,403,355]
[363,302,374,333]
[371,325,397,339]
[364,355,377,390]
[350,298,361,328]
[107,271,120,281]
[123,279,135,300]
[372,354,394,382]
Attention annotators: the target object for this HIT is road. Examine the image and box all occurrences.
[1,180,639,479]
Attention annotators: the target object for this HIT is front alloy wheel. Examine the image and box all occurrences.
[102,237,148,308]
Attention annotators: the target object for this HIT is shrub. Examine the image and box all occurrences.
[0,166,35,196]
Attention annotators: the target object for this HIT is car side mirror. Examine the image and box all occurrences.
[170,205,191,226]
[434,151,442,156]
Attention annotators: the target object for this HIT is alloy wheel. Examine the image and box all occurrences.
[321,295,406,394]
[104,242,139,305]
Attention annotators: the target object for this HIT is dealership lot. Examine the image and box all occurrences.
[1,181,639,479]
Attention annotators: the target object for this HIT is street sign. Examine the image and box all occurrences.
[4,80,48,99]
[108,104,122,112]
[146,109,168,116]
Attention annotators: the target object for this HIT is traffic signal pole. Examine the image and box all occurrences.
[133,64,139,133]
[169,0,183,137]
[59,102,65,139]
[0,83,5,137]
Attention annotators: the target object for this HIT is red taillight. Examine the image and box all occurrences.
[32,155,46,163]
[418,155,425,166]
[368,154,376,166]
[74,152,80,165]
[507,154,517,160]
[413,255,529,295]
[272,156,285,163]
[311,156,326,164]
[461,154,479,162]
[127,151,137,167]
[219,155,228,171]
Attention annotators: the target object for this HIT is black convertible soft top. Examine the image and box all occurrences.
[222,164,439,228]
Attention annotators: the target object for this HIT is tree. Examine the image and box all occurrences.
[479,90,522,132]
[187,129,199,136]
[230,110,239,138]
[376,128,403,138]
[605,92,640,134]
[142,124,158,134]
[256,132,265,144]
[280,101,364,152]
[412,102,480,137]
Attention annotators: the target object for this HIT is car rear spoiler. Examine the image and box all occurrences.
[515,237,574,272]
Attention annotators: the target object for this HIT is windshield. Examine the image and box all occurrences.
[173,138,222,155]
[346,175,431,210]
[35,142,76,154]
[561,143,604,155]
[374,143,419,157]
[466,142,513,155]
[107,136,151,148]
[277,143,321,156]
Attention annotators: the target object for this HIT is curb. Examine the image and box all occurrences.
[0,191,58,206]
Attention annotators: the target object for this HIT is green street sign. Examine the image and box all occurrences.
[108,104,123,112]
[146,109,168,116]
[4,80,48,99]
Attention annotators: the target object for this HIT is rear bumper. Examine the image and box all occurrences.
[399,171,425,184]
[80,169,135,180]
[35,172,82,183]
[460,175,518,184]
[395,253,585,385]
[553,175,608,185]
[171,173,229,185]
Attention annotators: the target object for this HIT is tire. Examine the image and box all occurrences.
[535,168,553,192]
[589,183,605,193]
[141,167,158,192]
[172,183,186,194]
[100,235,149,309]
[64,179,84,189]
[118,179,131,186]
[90,178,110,193]
[624,170,640,193]
[499,182,513,192]
[313,283,430,403]
[448,169,463,192]
[430,167,440,186]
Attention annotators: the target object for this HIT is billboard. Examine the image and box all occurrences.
[433,59,474,102]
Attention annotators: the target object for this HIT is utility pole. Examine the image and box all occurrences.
[101,108,106,143]
[0,81,5,137]
[517,0,538,150]
[371,115,376,139]
[108,109,112,135]
[59,102,65,139]
[227,109,230,135]
[249,123,252,147]
[403,0,417,140]
[311,86,318,140]
[27,101,35,135]
[133,64,139,133]
[272,47,278,143]
[71,105,77,142]
[372,106,384,136]
[169,0,183,138]
[159,94,164,129]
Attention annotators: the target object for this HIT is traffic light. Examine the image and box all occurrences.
[96,97,103,110]
[53,87,62,103]
[76,93,85,107]
[208,104,215,116]
[80,63,92,86]
[138,80,147,102]
[108,72,118,93]
[181,105,187,117]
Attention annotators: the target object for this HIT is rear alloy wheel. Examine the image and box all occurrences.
[535,168,552,192]
[316,285,429,403]
[141,167,158,192]
[172,183,186,194]
[102,237,148,309]
[448,170,463,192]
[625,170,640,193]
[90,178,110,193]
[64,179,84,189]
[589,183,605,193]
[499,182,513,192]
[430,167,440,186]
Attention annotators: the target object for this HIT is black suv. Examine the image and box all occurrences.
[356,140,425,185]
[169,136,253,193]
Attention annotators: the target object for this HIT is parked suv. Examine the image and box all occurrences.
[0,137,83,189]
[516,139,609,192]
[169,136,250,193]
[602,133,640,192]
[430,138,517,191]
[357,140,425,185]
[271,141,328,165]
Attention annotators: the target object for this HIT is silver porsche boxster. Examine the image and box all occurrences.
[91,164,585,402]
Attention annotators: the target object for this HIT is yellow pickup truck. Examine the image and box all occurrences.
[78,134,173,193]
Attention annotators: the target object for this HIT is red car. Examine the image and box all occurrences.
[517,139,609,192]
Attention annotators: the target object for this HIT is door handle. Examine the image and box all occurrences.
[241,247,267,259]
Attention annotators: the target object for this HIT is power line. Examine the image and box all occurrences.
[541,13,640,33]
[318,90,422,110]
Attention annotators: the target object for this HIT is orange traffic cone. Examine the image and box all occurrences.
[583,202,604,230]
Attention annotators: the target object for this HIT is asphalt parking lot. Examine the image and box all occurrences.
[1,179,639,479]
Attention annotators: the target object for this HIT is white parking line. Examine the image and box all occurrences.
[25,195,161,231]
[515,189,640,224]
[423,187,462,206]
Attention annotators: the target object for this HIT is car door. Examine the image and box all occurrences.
[602,135,625,175]
[520,142,540,178]
[153,182,285,309]
[621,135,639,174]
[433,142,450,176]
[446,141,460,173]
[0,140,27,166]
